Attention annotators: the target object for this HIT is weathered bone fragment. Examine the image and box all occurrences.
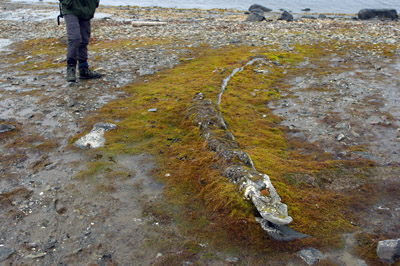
[187,97,294,230]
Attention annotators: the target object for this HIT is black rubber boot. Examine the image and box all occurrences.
[66,64,76,82]
[79,67,102,79]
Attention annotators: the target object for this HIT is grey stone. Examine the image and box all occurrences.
[148,108,158,112]
[246,13,265,22]
[44,239,57,251]
[336,133,345,141]
[0,247,15,262]
[0,124,15,133]
[225,257,239,263]
[94,123,118,131]
[377,239,400,264]
[297,248,324,265]
[278,11,294,22]
[358,9,398,20]
[25,252,46,259]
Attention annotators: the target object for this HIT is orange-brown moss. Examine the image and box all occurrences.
[9,38,66,71]
[72,41,397,258]
[0,187,32,205]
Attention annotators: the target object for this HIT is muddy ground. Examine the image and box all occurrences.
[0,1,399,265]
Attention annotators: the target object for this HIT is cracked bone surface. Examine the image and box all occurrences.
[188,97,293,227]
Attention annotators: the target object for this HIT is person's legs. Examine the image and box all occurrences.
[77,18,101,79]
[78,19,91,65]
[65,14,81,82]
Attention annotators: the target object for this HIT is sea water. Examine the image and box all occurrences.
[94,0,398,14]
[9,0,400,14]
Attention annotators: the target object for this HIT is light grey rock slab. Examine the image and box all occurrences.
[377,239,400,264]
[74,123,117,149]
[298,247,324,265]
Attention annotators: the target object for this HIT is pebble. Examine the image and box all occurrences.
[225,257,239,263]
[336,134,345,141]
[25,252,46,259]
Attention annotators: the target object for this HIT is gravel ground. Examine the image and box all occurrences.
[0,1,399,265]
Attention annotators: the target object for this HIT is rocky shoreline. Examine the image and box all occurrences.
[1,1,399,265]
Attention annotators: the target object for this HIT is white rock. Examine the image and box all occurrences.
[74,123,117,149]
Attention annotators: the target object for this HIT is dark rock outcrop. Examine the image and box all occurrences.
[358,9,398,20]
[249,4,272,13]
[278,11,294,22]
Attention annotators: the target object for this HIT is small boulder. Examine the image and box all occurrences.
[278,11,294,22]
[297,248,324,265]
[246,13,265,22]
[377,239,400,264]
[358,9,398,20]
[246,4,271,21]
[318,14,327,19]
[249,4,272,13]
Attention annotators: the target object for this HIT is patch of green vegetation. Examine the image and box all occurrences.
[73,39,398,258]
[75,160,113,179]
[90,37,173,53]
[5,134,45,149]
[10,38,65,71]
